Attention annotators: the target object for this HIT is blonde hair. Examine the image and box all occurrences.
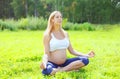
[45,11,65,36]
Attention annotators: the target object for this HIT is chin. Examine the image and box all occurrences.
[56,23,61,26]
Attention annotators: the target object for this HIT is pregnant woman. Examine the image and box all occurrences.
[40,11,95,75]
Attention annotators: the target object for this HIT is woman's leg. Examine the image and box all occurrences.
[42,57,89,75]
[60,56,89,72]
[60,60,84,71]
[42,62,58,75]
[50,67,61,75]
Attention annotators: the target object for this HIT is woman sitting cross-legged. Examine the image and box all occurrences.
[40,11,95,75]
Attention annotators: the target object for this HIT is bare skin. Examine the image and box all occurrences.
[48,49,67,65]
[40,12,95,75]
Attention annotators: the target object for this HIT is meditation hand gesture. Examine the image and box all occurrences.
[87,51,95,58]
[40,62,46,69]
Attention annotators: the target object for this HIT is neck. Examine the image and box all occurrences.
[53,24,61,31]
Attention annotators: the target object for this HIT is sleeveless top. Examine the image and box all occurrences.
[49,33,69,52]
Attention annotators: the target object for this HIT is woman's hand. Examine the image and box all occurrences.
[87,51,95,58]
[40,61,46,69]
[40,54,48,69]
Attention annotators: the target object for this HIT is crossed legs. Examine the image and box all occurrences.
[50,60,85,75]
[42,56,89,75]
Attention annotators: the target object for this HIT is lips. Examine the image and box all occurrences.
[58,20,62,23]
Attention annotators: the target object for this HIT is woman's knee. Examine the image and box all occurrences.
[78,57,89,65]
[42,65,53,75]
[81,57,89,65]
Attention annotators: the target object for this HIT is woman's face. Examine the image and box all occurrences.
[53,12,62,25]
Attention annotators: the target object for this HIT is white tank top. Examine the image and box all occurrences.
[49,33,69,52]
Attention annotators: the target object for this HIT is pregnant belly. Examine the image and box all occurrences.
[48,49,67,65]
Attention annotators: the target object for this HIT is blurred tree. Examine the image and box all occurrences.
[0,0,119,23]
[0,0,14,19]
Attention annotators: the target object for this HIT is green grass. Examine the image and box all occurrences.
[0,27,120,79]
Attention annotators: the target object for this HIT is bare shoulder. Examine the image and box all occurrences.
[64,31,69,38]
[43,32,51,41]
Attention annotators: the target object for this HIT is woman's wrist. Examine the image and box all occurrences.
[78,54,89,57]
[84,54,89,58]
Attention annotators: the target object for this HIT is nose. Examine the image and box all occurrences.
[58,16,62,19]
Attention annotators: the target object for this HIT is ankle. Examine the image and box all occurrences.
[50,68,58,75]
[58,67,64,72]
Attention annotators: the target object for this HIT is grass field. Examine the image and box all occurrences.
[0,27,120,79]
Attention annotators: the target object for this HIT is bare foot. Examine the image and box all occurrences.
[50,67,62,75]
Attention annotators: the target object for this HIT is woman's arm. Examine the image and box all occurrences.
[68,43,89,57]
[67,33,95,58]
[40,33,50,69]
